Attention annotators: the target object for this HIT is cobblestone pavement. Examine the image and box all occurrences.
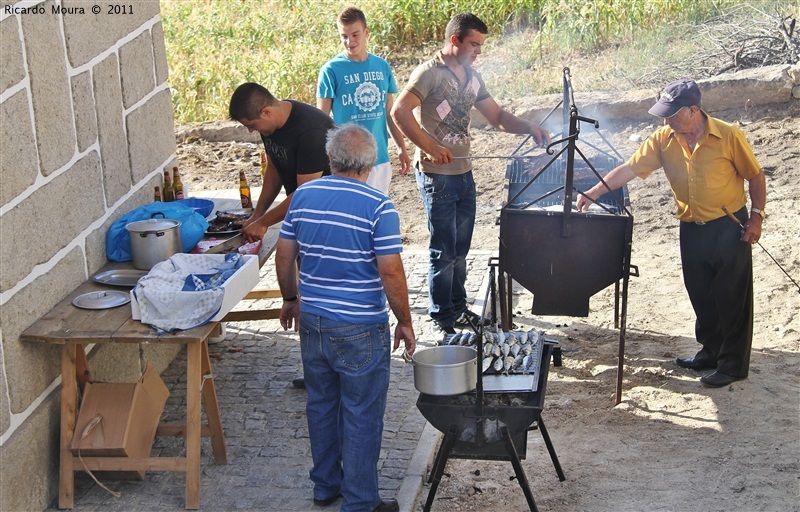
[61,250,495,512]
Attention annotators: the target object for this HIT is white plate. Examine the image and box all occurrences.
[72,291,131,310]
[93,269,147,287]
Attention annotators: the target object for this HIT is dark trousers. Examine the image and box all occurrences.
[679,207,753,377]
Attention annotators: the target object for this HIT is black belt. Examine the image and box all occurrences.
[685,206,746,226]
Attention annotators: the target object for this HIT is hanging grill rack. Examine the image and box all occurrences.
[497,67,637,404]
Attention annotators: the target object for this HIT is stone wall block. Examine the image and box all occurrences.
[142,344,183,375]
[70,71,98,152]
[1,248,86,411]
[93,53,131,204]
[701,65,793,112]
[0,394,60,512]
[0,152,102,292]
[21,0,77,176]
[0,16,25,91]
[0,90,38,205]
[119,31,155,108]
[62,0,161,68]
[151,22,170,85]
[88,344,143,383]
[0,363,9,434]
[127,89,177,183]
[84,176,158,275]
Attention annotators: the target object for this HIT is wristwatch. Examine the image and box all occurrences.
[750,207,765,219]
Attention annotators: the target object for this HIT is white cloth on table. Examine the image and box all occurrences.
[133,253,245,333]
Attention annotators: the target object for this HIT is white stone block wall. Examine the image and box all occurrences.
[0,1,182,509]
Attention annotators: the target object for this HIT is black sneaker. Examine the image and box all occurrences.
[454,310,490,329]
[430,321,456,341]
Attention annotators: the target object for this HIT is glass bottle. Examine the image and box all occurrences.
[172,166,185,200]
[260,152,267,181]
[154,186,162,202]
[239,170,252,210]
[163,170,175,202]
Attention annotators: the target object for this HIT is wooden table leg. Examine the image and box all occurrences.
[75,344,92,395]
[59,343,77,509]
[185,342,201,509]
[201,339,228,464]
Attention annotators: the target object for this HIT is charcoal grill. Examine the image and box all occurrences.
[498,68,637,404]
[417,263,564,512]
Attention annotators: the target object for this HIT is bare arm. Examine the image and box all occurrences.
[316,97,332,115]
[376,253,416,355]
[385,93,411,176]
[241,170,324,242]
[741,171,766,243]
[474,97,551,146]
[242,158,282,242]
[576,163,638,211]
[391,90,454,165]
[275,237,300,331]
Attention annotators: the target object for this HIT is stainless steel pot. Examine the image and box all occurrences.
[125,215,182,270]
[412,346,477,396]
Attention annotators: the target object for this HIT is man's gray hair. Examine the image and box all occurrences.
[325,123,377,176]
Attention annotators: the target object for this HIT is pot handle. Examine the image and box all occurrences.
[150,212,166,219]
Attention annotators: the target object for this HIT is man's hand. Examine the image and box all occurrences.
[742,214,763,244]
[529,123,551,146]
[242,216,267,243]
[393,322,416,357]
[398,149,412,176]
[576,190,599,212]
[279,300,300,331]
[422,146,454,166]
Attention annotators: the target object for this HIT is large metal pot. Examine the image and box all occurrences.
[412,346,477,396]
[125,215,182,270]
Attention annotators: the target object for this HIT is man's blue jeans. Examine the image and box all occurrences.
[298,312,391,512]
[416,169,477,327]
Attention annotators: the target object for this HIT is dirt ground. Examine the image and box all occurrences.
[175,98,800,511]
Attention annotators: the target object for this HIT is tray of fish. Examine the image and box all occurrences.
[441,329,544,377]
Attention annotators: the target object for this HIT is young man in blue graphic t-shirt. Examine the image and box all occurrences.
[316,6,410,194]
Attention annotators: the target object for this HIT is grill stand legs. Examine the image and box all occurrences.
[423,425,458,512]
[529,417,566,481]
[501,426,538,512]
[424,417,565,511]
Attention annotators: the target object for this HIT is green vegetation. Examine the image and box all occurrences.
[161,0,796,125]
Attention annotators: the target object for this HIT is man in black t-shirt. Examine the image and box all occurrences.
[229,83,335,243]
[230,83,335,390]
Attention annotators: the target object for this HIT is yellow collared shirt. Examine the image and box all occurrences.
[626,113,762,222]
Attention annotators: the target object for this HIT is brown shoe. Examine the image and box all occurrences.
[373,498,399,512]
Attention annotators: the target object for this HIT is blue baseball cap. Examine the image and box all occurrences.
[648,79,701,118]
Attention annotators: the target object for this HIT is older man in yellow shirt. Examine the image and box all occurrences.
[577,78,766,388]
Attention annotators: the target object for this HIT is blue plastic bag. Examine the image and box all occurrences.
[106,202,210,262]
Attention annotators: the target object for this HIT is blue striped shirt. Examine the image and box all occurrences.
[279,176,402,324]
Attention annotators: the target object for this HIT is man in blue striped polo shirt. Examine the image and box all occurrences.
[275,123,416,512]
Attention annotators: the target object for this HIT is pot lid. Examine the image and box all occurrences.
[72,290,131,310]
[125,217,181,233]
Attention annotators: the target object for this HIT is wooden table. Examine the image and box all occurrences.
[20,268,224,509]
[20,218,282,509]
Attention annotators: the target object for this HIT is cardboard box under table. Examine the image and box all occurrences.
[70,362,169,480]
